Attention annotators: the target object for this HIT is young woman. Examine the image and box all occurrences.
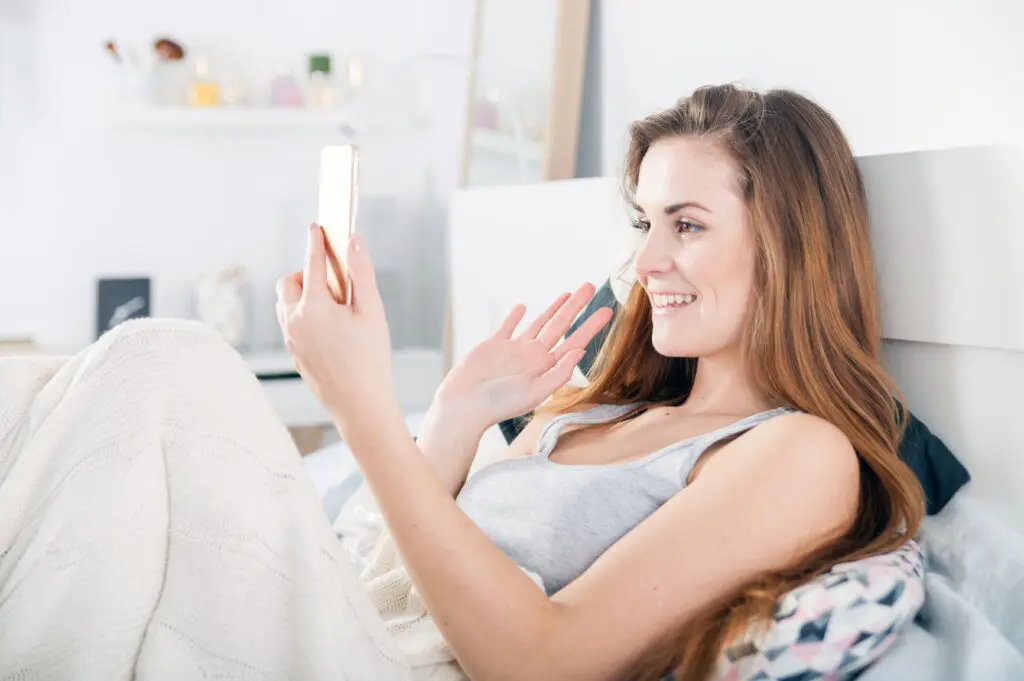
[0,84,924,681]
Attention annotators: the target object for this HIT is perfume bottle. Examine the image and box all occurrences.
[307,54,336,109]
[270,67,303,107]
[346,56,364,95]
[188,54,220,107]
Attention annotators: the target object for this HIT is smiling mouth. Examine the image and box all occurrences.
[650,293,697,309]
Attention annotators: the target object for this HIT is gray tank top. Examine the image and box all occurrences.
[456,402,794,595]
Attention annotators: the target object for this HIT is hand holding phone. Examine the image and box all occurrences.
[316,145,360,304]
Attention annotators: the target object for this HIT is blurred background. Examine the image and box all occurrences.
[0,0,1021,447]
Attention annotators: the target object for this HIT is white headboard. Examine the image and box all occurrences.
[449,145,1024,535]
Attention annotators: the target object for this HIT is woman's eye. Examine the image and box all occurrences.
[631,219,651,233]
[676,220,703,234]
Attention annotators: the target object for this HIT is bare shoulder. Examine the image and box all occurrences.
[696,411,861,519]
[754,410,854,448]
[770,411,856,464]
[729,409,864,477]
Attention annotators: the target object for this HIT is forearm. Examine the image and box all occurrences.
[336,401,565,681]
[415,403,486,496]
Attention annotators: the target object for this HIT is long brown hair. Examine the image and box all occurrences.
[543,84,925,680]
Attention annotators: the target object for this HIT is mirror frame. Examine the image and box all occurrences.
[458,0,592,186]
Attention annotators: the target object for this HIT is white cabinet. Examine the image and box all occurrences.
[243,348,443,429]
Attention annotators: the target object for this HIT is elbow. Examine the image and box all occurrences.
[461,607,575,681]
[468,653,567,681]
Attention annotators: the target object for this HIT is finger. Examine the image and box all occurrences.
[302,223,329,301]
[276,271,303,306]
[531,349,586,402]
[553,306,614,359]
[536,282,597,349]
[520,293,571,339]
[494,304,527,339]
[347,233,385,316]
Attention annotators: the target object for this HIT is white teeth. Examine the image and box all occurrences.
[651,293,696,307]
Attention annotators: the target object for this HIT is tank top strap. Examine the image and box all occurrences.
[686,406,798,461]
[534,402,642,457]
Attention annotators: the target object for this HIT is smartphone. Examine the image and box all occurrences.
[317,144,360,304]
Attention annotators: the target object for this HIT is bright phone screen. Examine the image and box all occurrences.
[317,145,359,304]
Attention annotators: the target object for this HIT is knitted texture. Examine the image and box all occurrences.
[356,522,544,680]
[360,529,466,679]
[0,319,414,681]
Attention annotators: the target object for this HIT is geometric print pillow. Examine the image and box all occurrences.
[716,540,926,681]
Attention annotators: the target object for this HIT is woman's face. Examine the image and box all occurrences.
[632,136,756,359]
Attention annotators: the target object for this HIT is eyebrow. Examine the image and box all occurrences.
[630,200,713,215]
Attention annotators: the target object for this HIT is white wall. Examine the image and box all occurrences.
[0,0,474,353]
[884,341,1024,534]
[597,0,1024,174]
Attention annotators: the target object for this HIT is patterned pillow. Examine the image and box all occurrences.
[715,540,926,681]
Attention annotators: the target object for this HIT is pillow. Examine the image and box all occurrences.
[715,540,926,681]
[500,279,970,514]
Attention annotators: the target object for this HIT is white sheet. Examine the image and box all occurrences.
[859,490,1024,681]
[304,413,430,524]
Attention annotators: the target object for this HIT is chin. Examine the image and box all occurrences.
[651,329,701,358]
[650,321,730,359]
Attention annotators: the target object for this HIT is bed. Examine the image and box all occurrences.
[308,144,1024,679]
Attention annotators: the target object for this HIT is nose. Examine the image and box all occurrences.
[634,225,676,278]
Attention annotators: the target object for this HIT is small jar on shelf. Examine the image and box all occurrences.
[187,53,220,107]
[307,54,337,109]
[270,66,303,107]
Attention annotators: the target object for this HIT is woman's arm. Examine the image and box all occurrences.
[416,406,552,497]
[414,404,489,496]
[343,404,859,681]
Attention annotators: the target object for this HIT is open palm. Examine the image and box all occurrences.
[436,283,615,428]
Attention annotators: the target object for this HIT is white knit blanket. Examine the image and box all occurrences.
[0,319,418,681]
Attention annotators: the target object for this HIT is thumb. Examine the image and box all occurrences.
[347,234,385,316]
[532,349,585,403]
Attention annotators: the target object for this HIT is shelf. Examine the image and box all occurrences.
[112,106,433,139]
[471,129,544,162]
[114,106,356,131]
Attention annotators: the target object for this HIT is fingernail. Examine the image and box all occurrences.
[309,222,318,232]
[350,234,362,252]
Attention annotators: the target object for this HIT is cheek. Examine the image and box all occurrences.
[651,242,756,355]
[714,248,756,311]
[679,241,755,309]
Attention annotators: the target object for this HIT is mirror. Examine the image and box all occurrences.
[460,0,591,187]
[443,0,591,370]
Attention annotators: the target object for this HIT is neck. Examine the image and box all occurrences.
[681,349,770,417]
